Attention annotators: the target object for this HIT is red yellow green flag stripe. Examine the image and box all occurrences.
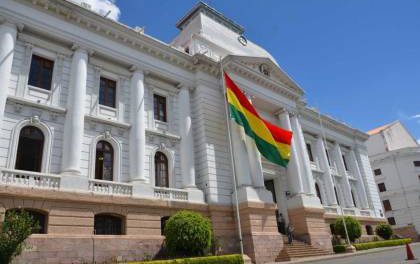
[224,72,293,167]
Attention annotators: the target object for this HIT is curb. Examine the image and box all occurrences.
[269,242,420,264]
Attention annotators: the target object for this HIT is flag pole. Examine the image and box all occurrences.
[316,108,352,247]
[219,60,244,256]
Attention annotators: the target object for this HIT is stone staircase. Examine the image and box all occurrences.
[275,239,331,262]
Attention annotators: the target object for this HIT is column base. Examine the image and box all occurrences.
[239,201,283,264]
[184,188,205,203]
[130,182,154,198]
[236,185,274,204]
[287,206,332,252]
[60,172,89,191]
[287,193,322,209]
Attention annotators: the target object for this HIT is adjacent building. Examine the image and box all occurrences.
[0,0,384,263]
[367,121,420,240]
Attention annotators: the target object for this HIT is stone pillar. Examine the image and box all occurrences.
[61,47,88,176]
[331,143,354,207]
[348,150,369,209]
[290,114,316,196]
[277,110,304,195]
[178,85,196,188]
[315,136,337,205]
[129,69,146,182]
[0,22,17,129]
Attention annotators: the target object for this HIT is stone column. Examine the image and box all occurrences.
[129,69,146,183]
[61,47,88,176]
[290,114,316,195]
[348,149,369,209]
[0,22,17,129]
[178,85,196,188]
[315,136,337,205]
[331,143,354,207]
[277,110,304,195]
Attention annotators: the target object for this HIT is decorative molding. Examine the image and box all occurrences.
[7,95,66,114]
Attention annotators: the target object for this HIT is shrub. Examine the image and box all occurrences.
[130,254,244,264]
[0,210,36,264]
[353,238,411,251]
[164,211,212,257]
[375,224,393,240]
[333,245,346,254]
[334,216,362,242]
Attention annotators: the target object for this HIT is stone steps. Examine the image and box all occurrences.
[275,240,331,262]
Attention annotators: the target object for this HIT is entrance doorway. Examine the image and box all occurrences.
[264,179,286,234]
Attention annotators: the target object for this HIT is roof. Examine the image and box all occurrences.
[176,1,245,34]
[366,121,399,135]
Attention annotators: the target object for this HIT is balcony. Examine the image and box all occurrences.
[324,205,339,214]
[1,168,60,190]
[88,179,133,196]
[154,187,188,201]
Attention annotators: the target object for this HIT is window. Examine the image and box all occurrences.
[99,77,117,108]
[153,94,167,122]
[95,141,114,181]
[306,143,314,162]
[15,126,44,172]
[161,216,170,235]
[94,214,123,235]
[315,183,323,204]
[378,183,387,192]
[6,209,47,234]
[374,169,382,176]
[155,152,169,187]
[342,155,349,171]
[326,149,331,166]
[334,186,340,205]
[28,54,54,90]
[387,217,396,226]
[413,161,420,167]
[366,225,374,235]
[329,224,335,235]
[383,200,392,212]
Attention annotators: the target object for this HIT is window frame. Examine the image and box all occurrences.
[99,76,117,108]
[15,126,45,173]
[378,182,387,192]
[374,168,382,176]
[387,217,396,226]
[155,151,169,188]
[27,54,55,91]
[95,140,114,181]
[413,161,420,167]
[306,143,314,162]
[383,199,392,212]
[153,93,167,123]
[94,213,125,235]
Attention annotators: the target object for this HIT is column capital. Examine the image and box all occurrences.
[71,43,93,55]
[129,65,144,79]
[177,83,195,92]
[0,16,24,32]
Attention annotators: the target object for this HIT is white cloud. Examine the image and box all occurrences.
[418,139,420,144]
[69,0,120,21]
[410,114,420,119]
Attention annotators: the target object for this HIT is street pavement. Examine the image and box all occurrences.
[276,243,420,264]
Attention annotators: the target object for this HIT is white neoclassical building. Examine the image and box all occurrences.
[367,121,420,240]
[0,1,384,263]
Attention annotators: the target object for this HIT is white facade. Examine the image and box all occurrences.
[0,0,382,223]
[367,121,420,232]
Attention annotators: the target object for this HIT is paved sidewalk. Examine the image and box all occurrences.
[268,242,420,264]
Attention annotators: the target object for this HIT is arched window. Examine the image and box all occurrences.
[95,141,114,181]
[366,225,373,235]
[94,214,124,235]
[15,126,44,172]
[6,208,47,234]
[315,183,323,204]
[334,186,340,206]
[155,152,169,187]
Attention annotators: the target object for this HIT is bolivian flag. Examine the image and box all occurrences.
[225,72,293,167]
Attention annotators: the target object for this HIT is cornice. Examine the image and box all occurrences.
[12,0,221,77]
[298,105,369,142]
[223,59,301,102]
[370,147,420,163]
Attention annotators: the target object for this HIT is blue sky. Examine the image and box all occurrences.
[98,0,420,141]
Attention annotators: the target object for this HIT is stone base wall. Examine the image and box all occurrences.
[239,202,283,264]
[288,207,332,252]
[394,226,419,241]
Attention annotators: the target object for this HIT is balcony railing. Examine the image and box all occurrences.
[1,168,60,190]
[359,209,371,216]
[88,179,133,196]
[323,206,339,214]
[154,187,188,201]
[342,208,356,215]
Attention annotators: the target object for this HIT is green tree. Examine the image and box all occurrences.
[0,209,36,264]
[164,210,212,257]
[375,223,393,240]
[334,216,362,242]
